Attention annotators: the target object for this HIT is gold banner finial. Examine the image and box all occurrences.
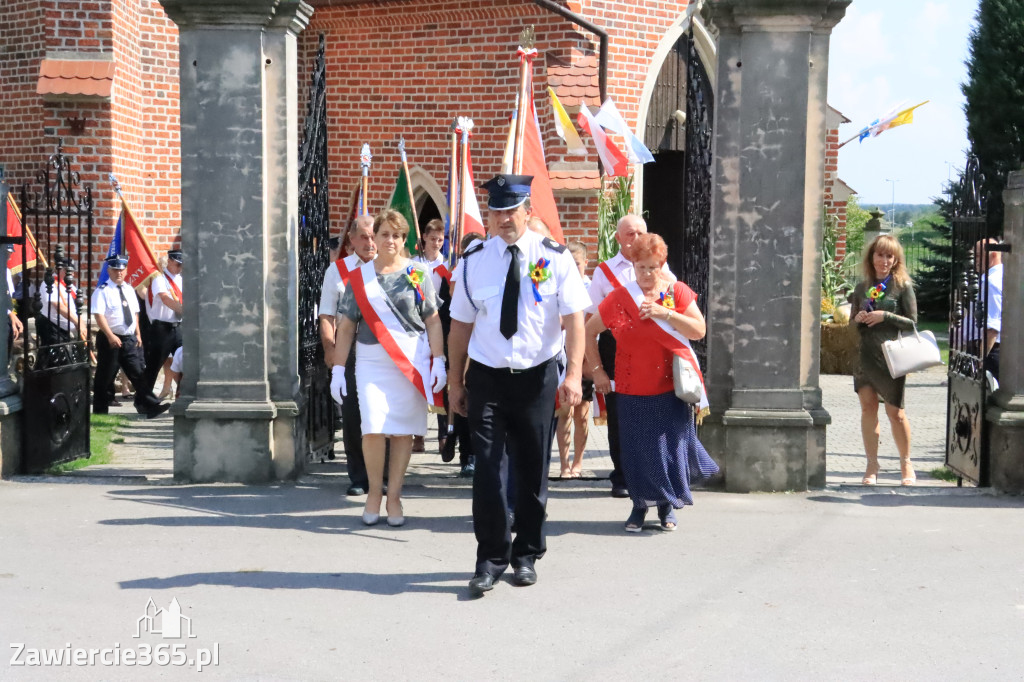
[519,26,535,50]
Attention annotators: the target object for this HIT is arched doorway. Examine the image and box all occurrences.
[642,28,714,370]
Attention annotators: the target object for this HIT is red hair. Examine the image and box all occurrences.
[630,232,668,266]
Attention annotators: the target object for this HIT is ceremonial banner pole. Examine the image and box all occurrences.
[360,143,372,216]
[398,137,420,252]
[512,26,536,174]
[447,119,460,268]
[456,117,474,263]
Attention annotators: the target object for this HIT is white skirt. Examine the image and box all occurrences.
[355,341,428,436]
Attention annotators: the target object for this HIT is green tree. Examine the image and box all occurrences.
[913,178,965,321]
[840,194,870,279]
[962,0,1024,234]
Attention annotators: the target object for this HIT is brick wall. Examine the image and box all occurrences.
[823,120,849,261]
[302,0,692,273]
[0,0,179,281]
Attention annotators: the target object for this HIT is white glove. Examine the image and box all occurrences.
[429,357,447,394]
[330,365,347,405]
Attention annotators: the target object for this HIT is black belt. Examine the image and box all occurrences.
[114,333,136,340]
[470,356,555,376]
[151,320,180,328]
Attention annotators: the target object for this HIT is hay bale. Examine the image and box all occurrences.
[820,322,860,375]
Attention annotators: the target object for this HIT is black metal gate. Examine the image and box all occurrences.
[297,35,334,463]
[642,29,713,370]
[16,141,94,472]
[946,155,991,484]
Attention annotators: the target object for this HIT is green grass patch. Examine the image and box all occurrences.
[930,467,960,483]
[46,413,128,474]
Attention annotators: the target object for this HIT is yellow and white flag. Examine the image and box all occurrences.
[547,87,587,156]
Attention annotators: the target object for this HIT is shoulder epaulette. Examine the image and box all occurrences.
[463,241,485,257]
[542,237,567,254]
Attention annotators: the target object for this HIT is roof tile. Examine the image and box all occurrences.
[37,58,114,98]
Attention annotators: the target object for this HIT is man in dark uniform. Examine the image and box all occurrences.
[141,248,183,400]
[91,255,168,418]
[449,174,589,597]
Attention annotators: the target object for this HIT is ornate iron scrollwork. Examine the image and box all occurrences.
[297,35,335,463]
[683,33,713,372]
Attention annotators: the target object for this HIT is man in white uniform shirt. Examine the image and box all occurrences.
[976,238,1004,378]
[141,248,183,401]
[587,214,675,498]
[449,174,589,597]
[91,255,168,418]
[38,256,85,349]
[320,216,376,496]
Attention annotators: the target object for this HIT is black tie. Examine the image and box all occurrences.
[118,284,132,334]
[500,244,520,340]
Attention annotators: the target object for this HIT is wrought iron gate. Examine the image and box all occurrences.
[642,29,713,370]
[946,156,991,485]
[297,35,335,463]
[17,141,94,472]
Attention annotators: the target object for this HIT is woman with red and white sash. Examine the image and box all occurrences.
[332,209,446,527]
[585,233,719,533]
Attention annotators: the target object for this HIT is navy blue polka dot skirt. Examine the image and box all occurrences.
[617,391,719,509]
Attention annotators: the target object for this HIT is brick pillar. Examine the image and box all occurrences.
[988,169,1024,492]
[160,0,312,482]
[701,0,848,492]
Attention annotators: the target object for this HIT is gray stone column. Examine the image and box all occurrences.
[703,0,848,492]
[160,0,312,482]
[0,178,23,477]
[988,169,1024,492]
[265,2,312,479]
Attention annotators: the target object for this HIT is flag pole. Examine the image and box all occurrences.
[454,117,472,266]
[512,26,536,174]
[398,137,420,253]
[108,173,159,270]
[447,120,460,268]
[360,144,372,216]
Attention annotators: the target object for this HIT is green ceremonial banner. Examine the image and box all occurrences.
[388,170,418,255]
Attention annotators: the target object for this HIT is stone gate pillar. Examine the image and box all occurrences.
[702,0,848,492]
[988,170,1024,492]
[160,0,311,482]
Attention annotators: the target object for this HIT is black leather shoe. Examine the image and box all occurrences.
[346,485,367,496]
[512,565,537,587]
[611,485,630,498]
[146,403,171,419]
[440,435,457,463]
[468,573,495,597]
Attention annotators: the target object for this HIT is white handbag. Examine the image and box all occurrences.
[882,327,943,378]
[673,355,703,403]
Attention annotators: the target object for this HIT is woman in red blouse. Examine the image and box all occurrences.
[585,233,719,532]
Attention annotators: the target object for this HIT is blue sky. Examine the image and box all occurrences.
[827,0,979,205]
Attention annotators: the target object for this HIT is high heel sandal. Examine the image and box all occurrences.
[900,457,916,486]
[657,503,678,532]
[624,507,647,533]
[862,459,880,486]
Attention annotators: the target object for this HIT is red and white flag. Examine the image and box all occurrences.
[461,152,484,237]
[577,104,630,177]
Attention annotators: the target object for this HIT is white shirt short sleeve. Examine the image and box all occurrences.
[987,263,1003,342]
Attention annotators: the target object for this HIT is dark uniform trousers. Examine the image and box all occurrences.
[341,347,368,488]
[140,319,182,398]
[597,330,626,488]
[467,357,558,577]
[93,333,162,413]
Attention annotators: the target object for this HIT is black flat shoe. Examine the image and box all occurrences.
[512,565,537,587]
[346,486,367,496]
[468,573,495,597]
[146,404,170,419]
[611,486,630,498]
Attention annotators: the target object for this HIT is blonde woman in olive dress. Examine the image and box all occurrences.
[850,234,918,486]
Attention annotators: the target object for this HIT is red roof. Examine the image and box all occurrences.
[37,59,114,98]
[547,52,599,108]
[550,168,600,192]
